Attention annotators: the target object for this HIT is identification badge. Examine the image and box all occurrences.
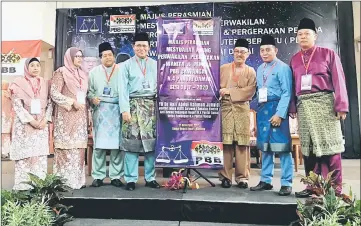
[301,74,312,91]
[258,87,268,103]
[102,87,111,97]
[142,80,151,90]
[77,91,86,104]
[30,99,41,115]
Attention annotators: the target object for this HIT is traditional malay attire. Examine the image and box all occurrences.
[250,35,293,196]
[218,39,256,189]
[87,42,124,188]
[9,58,53,190]
[119,32,160,191]
[2,80,12,159]
[51,47,88,189]
[289,18,349,197]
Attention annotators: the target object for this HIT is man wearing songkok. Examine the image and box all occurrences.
[218,38,256,189]
[289,18,349,198]
[87,42,124,188]
[119,32,160,191]
[250,35,293,196]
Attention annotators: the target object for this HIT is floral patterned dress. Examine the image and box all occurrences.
[50,70,88,189]
[10,93,53,190]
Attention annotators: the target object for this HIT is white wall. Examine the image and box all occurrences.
[2,2,56,46]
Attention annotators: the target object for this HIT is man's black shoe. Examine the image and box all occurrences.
[237,181,248,189]
[221,178,232,188]
[295,189,312,198]
[279,186,292,196]
[91,179,103,187]
[111,179,124,187]
[145,180,161,188]
[250,181,273,191]
[126,182,136,191]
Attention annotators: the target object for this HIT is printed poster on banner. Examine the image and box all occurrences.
[1,40,41,76]
[109,15,136,34]
[156,17,223,169]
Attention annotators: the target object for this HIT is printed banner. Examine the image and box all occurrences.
[1,40,42,76]
[109,15,136,34]
[156,17,223,169]
[76,16,103,34]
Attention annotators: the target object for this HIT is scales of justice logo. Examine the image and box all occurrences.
[77,16,102,34]
[162,22,186,36]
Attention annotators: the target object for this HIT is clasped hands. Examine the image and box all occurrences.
[29,118,48,130]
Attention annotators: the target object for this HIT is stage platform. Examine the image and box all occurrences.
[62,184,297,226]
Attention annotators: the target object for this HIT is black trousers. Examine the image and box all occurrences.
[303,150,317,176]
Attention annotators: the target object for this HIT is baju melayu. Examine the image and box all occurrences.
[289,45,349,194]
[87,64,124,181]
[118,56,157,184]
[255,58,293,187]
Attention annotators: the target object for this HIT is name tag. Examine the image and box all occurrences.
[102,87,111,97]
[301,74,312,91]
[31,99,41,115]
[142,80,151,90]
[77,91,86,104]
[258,87,268,103]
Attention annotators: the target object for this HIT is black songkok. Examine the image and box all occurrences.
[297,18,317,32]
[260,35,276,46]
[98,42,113,56]
[235,38,249,49]
[134,32,149,43]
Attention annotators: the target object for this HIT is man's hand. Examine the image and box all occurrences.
[92,97,100,106]
[122,112,132,123]
[337,112,347,120]
[29,120,40,129]
[220,88,230,97]
[289,113,297,119]
[269,115,282,127]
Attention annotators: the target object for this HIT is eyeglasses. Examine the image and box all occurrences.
[234,50,248,55]
[74,55,84,58]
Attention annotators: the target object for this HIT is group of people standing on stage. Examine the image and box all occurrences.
[219,17,348,197]
[7,17,348,197]
[8,32,160,191]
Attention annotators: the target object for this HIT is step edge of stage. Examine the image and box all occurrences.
[62,196,297,205]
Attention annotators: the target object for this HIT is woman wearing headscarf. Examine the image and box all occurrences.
[2,80,13,159]
[9,58,53,190]
[50,47,88,189]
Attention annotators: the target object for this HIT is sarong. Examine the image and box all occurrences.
[92,97,121,149]
[221,96,250,145]
[297,92,344,157]
[122,97,156,153]
[256,97,291,153]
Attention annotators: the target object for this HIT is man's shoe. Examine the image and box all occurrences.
[126,182,136,191]
[111,179,124,187]
[279,186,292,196]
[295,189,312,198]
[250,181,273,191]
[80,185,86,189]
[145,180,161,189]
[91,179,103,187]
[237,181,248,189]
[221,178,232,188]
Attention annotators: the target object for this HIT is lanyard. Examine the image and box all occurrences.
[231,62,244,82]
[75,70,82,90]
[102,64,116,84]
[262,61,277,87]
[136,57,148,77]
[301,47,316,74]
[25,76,40,97]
